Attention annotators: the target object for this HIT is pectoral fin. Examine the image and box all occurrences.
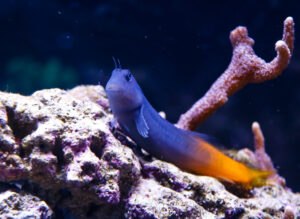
[135,104,149,138]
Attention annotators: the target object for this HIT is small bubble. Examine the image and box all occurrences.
[57,10,62,15]
[144,35,148,39]
[57,33,74,49]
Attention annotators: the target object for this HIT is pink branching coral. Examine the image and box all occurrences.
[251,122,275,172]
[177,17,294,131]
[251,121,286,186]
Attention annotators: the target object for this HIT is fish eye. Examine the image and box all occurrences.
[125,71,132,82]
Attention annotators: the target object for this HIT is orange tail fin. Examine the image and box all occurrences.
[247,168,275,187]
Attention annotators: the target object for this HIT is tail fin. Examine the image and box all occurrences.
[248,168,275,187]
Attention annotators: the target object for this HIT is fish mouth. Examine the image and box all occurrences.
[105,84,122,92]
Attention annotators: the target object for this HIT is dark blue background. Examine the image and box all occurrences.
[0,0,299,191]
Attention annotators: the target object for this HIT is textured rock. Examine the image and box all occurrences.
[0,86,141,217]
[0,189,53,218]
[0,85,299,218]
[126,178,215,218]
[142,159,300,218]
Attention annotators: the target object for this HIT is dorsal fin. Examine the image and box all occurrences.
[187,131,226,150]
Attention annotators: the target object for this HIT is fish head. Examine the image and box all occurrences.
[106,68,144,113]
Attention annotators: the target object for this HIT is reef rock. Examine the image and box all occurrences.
[0,85,299,218]
[0,188,53,218]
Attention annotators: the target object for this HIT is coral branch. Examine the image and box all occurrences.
[251,121,286,186]
[177,17,294,130]
[252,122,275,172]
